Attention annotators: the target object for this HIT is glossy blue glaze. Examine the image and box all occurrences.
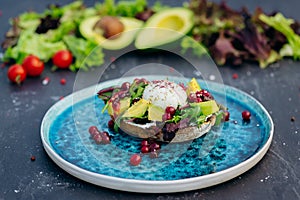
[49,80,271,181]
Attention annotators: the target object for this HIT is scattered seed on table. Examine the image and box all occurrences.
[291,116,296,122]
[232,73,238,79]
[110,56,116,62]
[60,78,66,85]
[30,156,36,161]
[42,77,50,85]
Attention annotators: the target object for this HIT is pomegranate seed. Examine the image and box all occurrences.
[93,134,102,144]
[195,91,202,98]
[141,146,150,153]
[149,150,159,158]
[200,89,211,97]
[100,131,109,137]
[108,120,114,129]
[60,78,66,85]
[110,56,116,62]
[88,126,99,136]
[165,106,176,116]
[30,156,36,161]
[232,73,238,79]
[141,140,149,146]
[188,93,197,102]
[42,77,50,85]
[130,154,142,166]
[118,91,128,98]
[291,116,296,122]
[133,78,140,83]
[195,97,203,102]
[101,134,111,144]
[121,82,130,91]
[223,111,230,121]
[150,143,160,151]
[132,98,141,104]
[139,78,147,84]
[112,100,120,111]
[162,113,172,121]
[242,110,251,121]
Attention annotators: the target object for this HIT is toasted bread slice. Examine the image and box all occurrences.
[119,115,216,143]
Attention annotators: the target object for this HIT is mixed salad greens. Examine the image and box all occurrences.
[2,0,300,72]
[185,0,300,68]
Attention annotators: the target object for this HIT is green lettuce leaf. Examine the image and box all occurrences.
[95,0,146,17]
[44,1,84,19]
[44,20,76,42]
[181,36,207,58]
[62,35,104,71]
[3,30,67,63]
[17,12,41,30]
[259,13,300,59]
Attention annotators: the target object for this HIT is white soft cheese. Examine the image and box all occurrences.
[142,80,187,109]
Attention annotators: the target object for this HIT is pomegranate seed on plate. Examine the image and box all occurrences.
[242,110,251,121]
[130,154,142,166]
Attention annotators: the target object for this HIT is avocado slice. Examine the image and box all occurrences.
[198,100,219,116]
[186,78,201,95]
[135,8,194,49]
[148,104,164,122]
[122,99,150,118]
[79,16,143,50]
[107,97,131,116]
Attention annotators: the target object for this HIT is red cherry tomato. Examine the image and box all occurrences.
[7,64,27,84]
[22,55,44,76]
[52,50,73,69]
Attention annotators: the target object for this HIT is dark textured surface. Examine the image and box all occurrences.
[0,0,300,199]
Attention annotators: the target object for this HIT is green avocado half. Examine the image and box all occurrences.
[135,7,194,49]
[79,16,143,50]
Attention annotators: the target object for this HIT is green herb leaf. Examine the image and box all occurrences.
[63,35,104,71]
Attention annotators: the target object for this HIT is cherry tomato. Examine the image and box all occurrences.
[7,64,27,84]
[52,50,73,69]
[22,55,44,76]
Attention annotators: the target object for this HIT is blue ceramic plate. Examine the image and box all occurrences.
[41,76,273,193]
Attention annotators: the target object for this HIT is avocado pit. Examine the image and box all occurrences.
[93,16,125,39]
